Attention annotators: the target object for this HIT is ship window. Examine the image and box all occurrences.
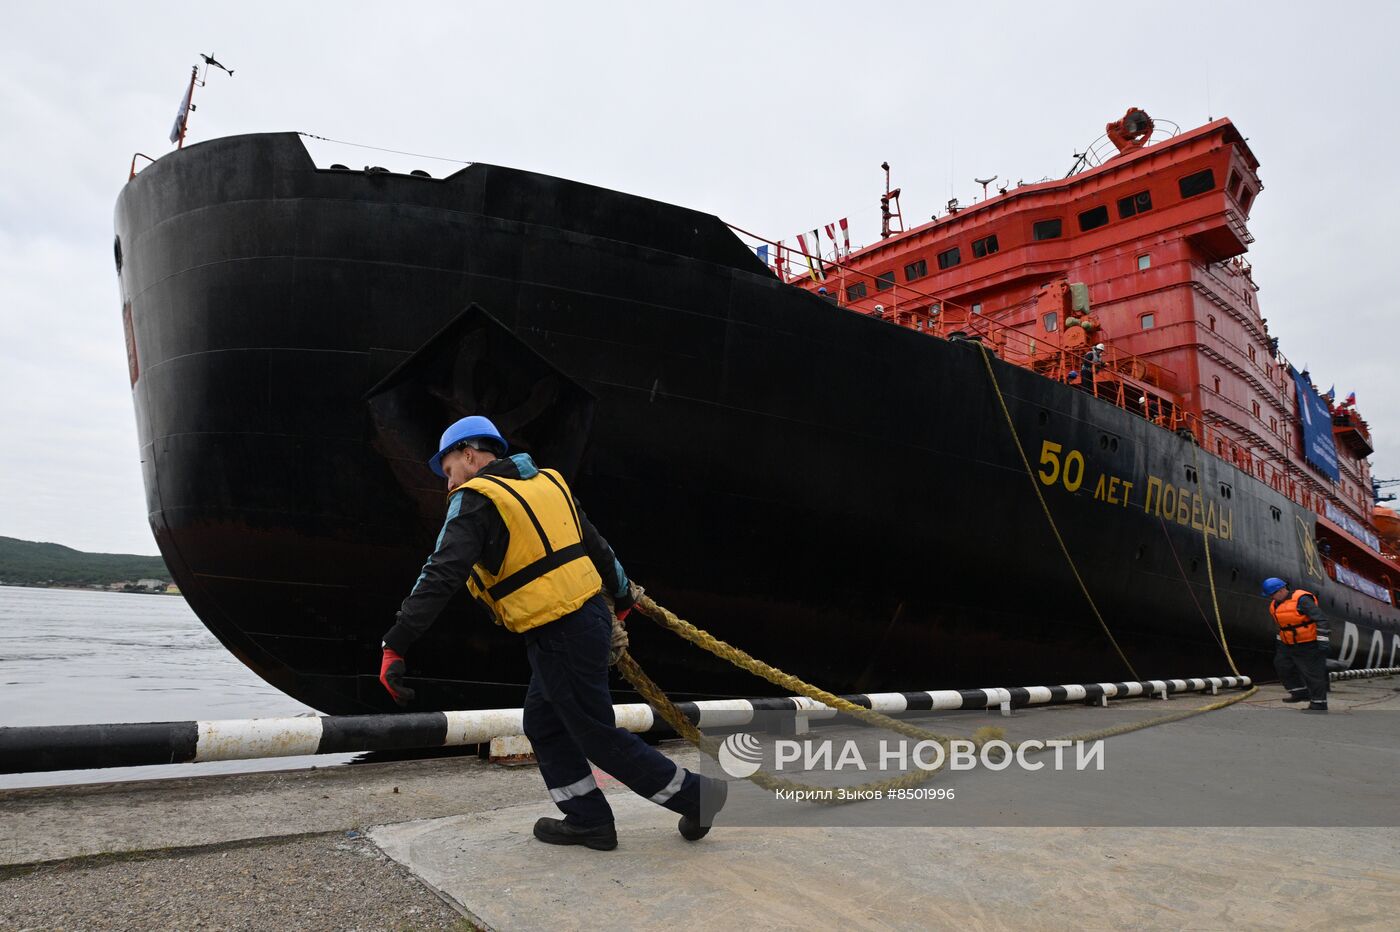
[937,247,961,269]
[1213,376,1221,392]
[1208,314,1216,330]
[1140,312,1155,329]
[1117,190,1153,218]
[1078,205,1110,231]
[1229,170,1243,197]
[1043,313,1058,332]
[1032,218,1063,240]
[971,302,982,314]
[1137,254,1151,270]
[1248,345,1256,362]
[972,234,999,258]
[1252,400,1261,418]
[1239,188,1254,213]
[875,271,895,291]
[1179,168,1217,198]
[847,282,867,301]
[904,258,928,281]
[1271,416,1278,432]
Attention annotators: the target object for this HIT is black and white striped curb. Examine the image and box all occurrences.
[0,675,1252,775]
[1330,666,1400,681]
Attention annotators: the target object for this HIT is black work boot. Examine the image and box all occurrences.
[678,776,729,841]
[1303,702,1329,713]
[1282,693,1309,704]
[533,817,618,851]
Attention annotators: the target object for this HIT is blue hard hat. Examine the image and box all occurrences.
[1261,577,1288,597]
[428,415,508,477]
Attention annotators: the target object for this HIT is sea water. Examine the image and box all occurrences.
[0,585,356,789]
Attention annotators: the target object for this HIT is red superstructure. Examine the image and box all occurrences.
[788,111,1396,601]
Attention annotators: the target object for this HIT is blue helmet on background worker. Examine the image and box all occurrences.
[428,415,508,477]
[1261,576,1288,597]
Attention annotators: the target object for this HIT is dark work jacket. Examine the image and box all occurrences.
[381,454,628,655]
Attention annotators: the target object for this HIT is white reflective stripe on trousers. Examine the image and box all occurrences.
[649,764,687,804]
[548,772,599,802]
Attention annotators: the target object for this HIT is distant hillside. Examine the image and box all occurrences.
[0,536,170,587]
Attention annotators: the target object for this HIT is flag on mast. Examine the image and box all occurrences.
[796,230,826,282]
[823,218,852,258]
[169,77,194,144]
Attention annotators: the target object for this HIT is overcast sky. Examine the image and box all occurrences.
[2,1,1397,555]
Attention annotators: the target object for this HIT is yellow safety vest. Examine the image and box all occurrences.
[457,468,603,633]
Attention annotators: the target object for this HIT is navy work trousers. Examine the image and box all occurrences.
[1274,640,1328,703]
[522,594,702,827]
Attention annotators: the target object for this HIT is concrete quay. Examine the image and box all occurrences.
[3,677,1398,930]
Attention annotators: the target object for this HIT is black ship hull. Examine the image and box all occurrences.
[113,134,1400,714]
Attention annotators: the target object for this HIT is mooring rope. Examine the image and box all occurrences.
[616,588,1256,804]
[974,342,1140,680]
[605,341,1259,805]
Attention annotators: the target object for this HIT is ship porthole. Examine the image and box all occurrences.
[113,236,122,273]
[1038,410,1050,426]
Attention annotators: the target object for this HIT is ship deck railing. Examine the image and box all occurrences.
[875,298,1390,568]
[767,237,1379,555]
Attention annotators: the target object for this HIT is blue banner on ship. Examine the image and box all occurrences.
[1324,500,1381,552]
[1291,366,1340,482]
[1333,563,1394,604]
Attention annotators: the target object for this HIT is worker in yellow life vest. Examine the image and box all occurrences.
[1262,577,1330,712]
[378,416,728,850]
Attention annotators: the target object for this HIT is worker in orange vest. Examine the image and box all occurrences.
[1262,577,1330,712]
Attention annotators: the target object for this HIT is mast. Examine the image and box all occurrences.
[176,65,198,149]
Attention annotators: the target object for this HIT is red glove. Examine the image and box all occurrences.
[379,648,415,707]
[613,582,638,621]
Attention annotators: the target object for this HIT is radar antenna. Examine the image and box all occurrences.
[975,175,998,201]
[879,161,904,238]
